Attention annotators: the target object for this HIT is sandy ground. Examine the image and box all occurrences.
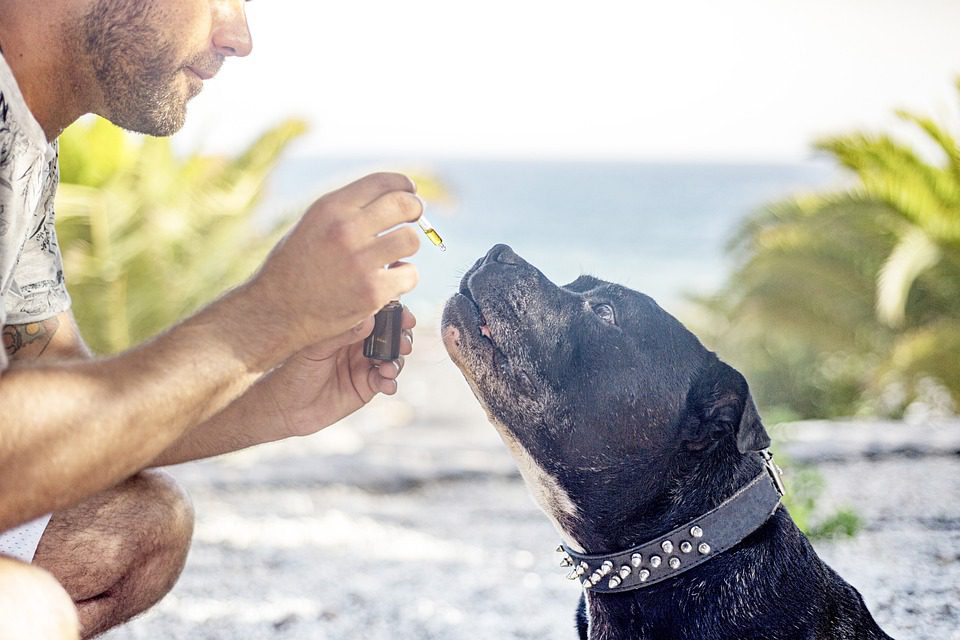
[101,330,960,640]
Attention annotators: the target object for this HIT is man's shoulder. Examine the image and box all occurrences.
[0,53,51,179]
[0,52,57,205]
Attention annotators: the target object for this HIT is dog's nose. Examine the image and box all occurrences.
[485,243,522,266]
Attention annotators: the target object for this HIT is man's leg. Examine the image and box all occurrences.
[33,470,194,639]
[0,555,80,639]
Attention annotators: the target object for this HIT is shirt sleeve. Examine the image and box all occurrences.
[2,149,71,326]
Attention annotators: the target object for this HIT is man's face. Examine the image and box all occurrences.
[76,0,252,136]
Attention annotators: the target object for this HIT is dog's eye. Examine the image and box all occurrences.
[591,302,616,324]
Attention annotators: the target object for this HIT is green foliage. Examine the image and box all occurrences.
[698,80,960,419]
[779,459,860,540]
[55,117,308,354]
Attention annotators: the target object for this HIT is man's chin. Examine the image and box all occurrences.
[105,99,187,137]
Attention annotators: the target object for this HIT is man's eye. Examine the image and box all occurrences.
[591,303,616,324]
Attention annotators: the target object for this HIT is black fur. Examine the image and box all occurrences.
[442,244,892,640]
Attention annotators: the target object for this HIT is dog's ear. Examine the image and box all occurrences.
[734,392,770,453]
[686,358,771,454]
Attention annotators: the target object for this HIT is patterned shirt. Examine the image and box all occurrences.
[0,51,71,369]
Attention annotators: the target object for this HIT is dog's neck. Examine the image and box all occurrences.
[583,510,799,640]
[570,446,767,555]
[586,454,792,640]
[573,450,887,640]
[573,448,785,639]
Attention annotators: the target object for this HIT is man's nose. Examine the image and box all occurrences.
[212,0,253,58]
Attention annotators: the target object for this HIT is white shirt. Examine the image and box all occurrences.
[0,50,70,561]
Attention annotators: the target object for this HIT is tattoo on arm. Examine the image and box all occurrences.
[2,317,61,360]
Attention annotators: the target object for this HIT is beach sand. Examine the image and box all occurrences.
[102,326,960,640]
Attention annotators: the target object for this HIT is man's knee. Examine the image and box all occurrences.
[36,469,194,608]
[126,470,195,601]
[0,557,79,640]
[94,470,195,625]
[32,471,194,637]
[130,470,195,553]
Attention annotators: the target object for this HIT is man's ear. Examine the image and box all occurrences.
[686,358,771,454]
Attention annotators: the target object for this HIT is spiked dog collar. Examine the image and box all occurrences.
[557,450,785,594]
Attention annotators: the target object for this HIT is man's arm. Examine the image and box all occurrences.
[3,313,92,363]
[0,172,423,533]
[0,285,283,532]
[151,308,415,467]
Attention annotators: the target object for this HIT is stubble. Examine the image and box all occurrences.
[79,0,193,136]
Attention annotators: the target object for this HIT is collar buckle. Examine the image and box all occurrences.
[760,449,786,497]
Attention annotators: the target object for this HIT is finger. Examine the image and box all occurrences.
[379,262,420,299]
[323,172,416,209]
[377,356,405,380]
[369,227,421,268]
[368,367,398,396]
[399,329,413,356]
[361,191,425,235]
[400,307,417,330]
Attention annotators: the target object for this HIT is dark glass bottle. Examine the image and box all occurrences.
[363,301,403,361]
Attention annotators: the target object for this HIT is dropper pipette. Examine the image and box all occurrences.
[417,216,446,251]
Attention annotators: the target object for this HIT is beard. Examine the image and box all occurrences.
[78,0,221,136]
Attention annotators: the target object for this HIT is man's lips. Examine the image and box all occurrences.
[186,66,215,81]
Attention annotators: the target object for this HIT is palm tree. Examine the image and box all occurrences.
[701,80,960,419]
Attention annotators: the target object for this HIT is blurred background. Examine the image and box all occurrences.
[59,0,959,638]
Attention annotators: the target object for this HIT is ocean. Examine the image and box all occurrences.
[261,157,840,321]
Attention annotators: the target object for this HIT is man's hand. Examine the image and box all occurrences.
[150,307,417,466]
[264,306,417,438]
[250,172,423,356]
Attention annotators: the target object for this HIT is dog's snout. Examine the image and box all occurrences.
[485,243,522,266]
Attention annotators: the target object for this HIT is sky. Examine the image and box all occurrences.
[175,0,960,162]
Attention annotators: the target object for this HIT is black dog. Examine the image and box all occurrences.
[441,244,892,640]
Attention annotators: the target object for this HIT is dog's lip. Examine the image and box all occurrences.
[458,280,493,343]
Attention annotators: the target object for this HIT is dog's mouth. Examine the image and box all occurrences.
[441,260,503,371]
[461,281,495,345]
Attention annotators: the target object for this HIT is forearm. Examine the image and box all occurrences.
[150,373,291,467]
[0,283,291,531]
[151,326,393,467]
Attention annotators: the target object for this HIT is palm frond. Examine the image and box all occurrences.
[876,226,942,328]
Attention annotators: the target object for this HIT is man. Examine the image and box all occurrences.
[0,1,423,638]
